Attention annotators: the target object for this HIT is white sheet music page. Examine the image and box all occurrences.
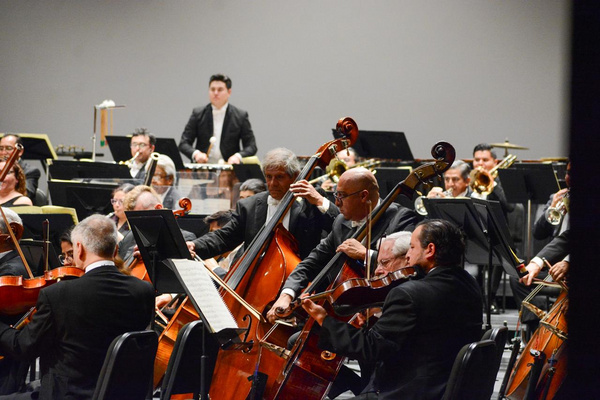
[170,258,238,333]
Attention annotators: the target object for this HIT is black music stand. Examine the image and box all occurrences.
[497,163,559,261]
[19,240,61,276]
[48,180,119,220]
[232,163,265,182]
[373,167,412,207]
[18,213,77,256]
[48,160,131,180]
[332,129,414,161]
[424,197,524,328]
[106,136,186,170]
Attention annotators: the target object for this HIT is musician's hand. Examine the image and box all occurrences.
[549,260,569,283]
[320,179,335,192]
[353,311,368,328]
[132,245,141,260]
[551,188,569,208]
[519,262,542,286]
[267,294,293,324]
[289,180,325,207]
[155,293,173,309]
[337,239,367,261]
[426,187,445,198]
[227,154,242,164]
[194,152,208,163]
[301,295,327,326]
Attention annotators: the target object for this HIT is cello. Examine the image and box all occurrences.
[270,141,455,399]
[196,118,358,400]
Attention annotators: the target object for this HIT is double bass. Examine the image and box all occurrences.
[269,141,455,399]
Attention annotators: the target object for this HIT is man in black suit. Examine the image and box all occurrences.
[0,134,41,202]
[0,215,155,400]
[187,147,339,261]
[178,74,257,164]
[266,166,420,322]
[302,220,483,400]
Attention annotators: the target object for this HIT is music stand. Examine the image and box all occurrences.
[176,214,210,239]
[19,240,61,276]
[17,212,77,256]
[48,160,131,180]
[106,136,186,170]
[1,133,57,173]
[497,164,559,261]
[373,167,412,207]
[424,197,524,328]
[48,180,119,220]
[332,129,414,160]
[232,164,265,182]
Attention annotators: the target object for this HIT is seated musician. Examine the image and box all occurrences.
[0,215,155,400]
[238,178,266,200]
[0,208,28,396]
[59,229,74,267]
[321,147,358,192]
[128,128,156,181]
[0,134,41,202]
[267,167,420,322]
[151,154,183,210]
[109,183,134,238]
[427,160,472,198]
[301,220,483,400]
[187,147,339,262]
[0,162,33,207]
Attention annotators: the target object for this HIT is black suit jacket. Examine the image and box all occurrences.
[318,266,483,400]
[283,202,419,295]
[0,264,155,400]
[179,104,257,161]
[537,229,569,265]
[192,191,339,261]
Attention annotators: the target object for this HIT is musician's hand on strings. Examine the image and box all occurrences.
[337,238,367,261]
[549,260,569,283]
[519,262,542,286]
[289,180,326,206]
[267,293,293,324]
[301,294,327,326]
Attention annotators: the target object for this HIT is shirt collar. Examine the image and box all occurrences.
[85,260,116,274]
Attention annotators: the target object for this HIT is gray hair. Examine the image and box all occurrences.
[71,214,118,258]
[157,154,176,178]
[448,160,471,181]
[239,178,267,194]
[0,208,22,234]
[262,148,300,177]
[382,231,412,257]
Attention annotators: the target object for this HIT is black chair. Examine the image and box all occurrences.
[33,188,48,206]
[441,339,497,400]
[160,320,206,400]
[92,330,158,400]
[482,326,509,381]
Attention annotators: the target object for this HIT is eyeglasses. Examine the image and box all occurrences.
[0,146,15,152]
[58,251,73,265]
[130,143,149,149]
[333,190,363,202]
[111,199,123,205]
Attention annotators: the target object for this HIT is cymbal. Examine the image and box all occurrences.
[490,141,529,150]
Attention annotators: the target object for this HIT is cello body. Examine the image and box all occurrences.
[505,290,568,399]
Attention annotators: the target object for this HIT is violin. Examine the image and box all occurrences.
[294,266,418,317]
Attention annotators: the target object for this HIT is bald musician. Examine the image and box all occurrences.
[0,215,154,400]
[267,167,419,323]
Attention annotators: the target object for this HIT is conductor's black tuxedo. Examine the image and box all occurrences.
[283,202,419,295]
[318,266,483,400]
[192,191,339,261]
[179,104,257,161]
[0,264,155,400]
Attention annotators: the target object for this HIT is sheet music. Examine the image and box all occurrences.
[170,259,238,333]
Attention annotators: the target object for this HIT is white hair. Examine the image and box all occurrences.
[382,231,412,257]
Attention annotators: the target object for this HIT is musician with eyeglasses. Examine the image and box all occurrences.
[128,128,156,181]
[150,154,183,211]
[0,134,41,202]
[108,183,135,238]
[267,167,419,324]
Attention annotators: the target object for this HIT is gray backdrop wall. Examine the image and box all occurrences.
[0,0,570,164]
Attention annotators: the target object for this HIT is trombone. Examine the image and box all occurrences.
[469,154,517,195]
[308,159,382,186]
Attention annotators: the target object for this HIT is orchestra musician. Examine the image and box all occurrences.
[128,128,156,181]
[187,147,339,261]
[321,147,358,192]
[0,134,40,202]
[426,160,472,198]
[238,178,266,200]
[109,183,134,238]
[0,162,33,207]
[0,215,155,400]
[151,154,183,210]
[267,166,420,323]
[178,74,257,165]
[301,220,483,400]
[58,229,74,267]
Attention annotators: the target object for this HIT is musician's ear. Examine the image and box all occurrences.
[8,222,23,241]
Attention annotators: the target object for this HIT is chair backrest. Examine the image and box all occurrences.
[92,330,158,400]
[482,326,509,378]
[441,339,497,400]
[160,320,205,400]
[34,188,48,206]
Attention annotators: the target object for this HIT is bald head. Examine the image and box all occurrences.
[335,168,380,222]
[337,168,379,203]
